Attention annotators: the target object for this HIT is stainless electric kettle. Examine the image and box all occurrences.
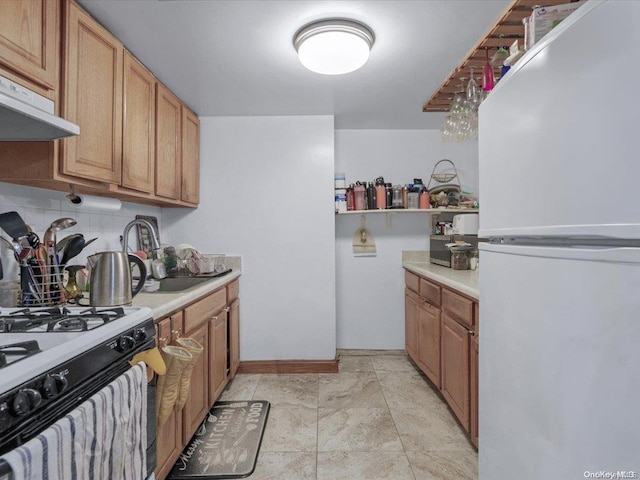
[87,251,146,306]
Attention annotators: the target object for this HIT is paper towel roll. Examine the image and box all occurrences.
[69,194,122,211]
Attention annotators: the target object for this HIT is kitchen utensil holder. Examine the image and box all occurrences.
[19,263,67,307]
[427,159,461,190]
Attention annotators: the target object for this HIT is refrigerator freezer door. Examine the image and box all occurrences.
[478,0,640,239]
[479,243,640,478]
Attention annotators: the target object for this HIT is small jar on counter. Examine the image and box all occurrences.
[451,249,469,270]
[469,250,479,271]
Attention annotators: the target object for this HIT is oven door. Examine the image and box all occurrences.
[0,358,156,480]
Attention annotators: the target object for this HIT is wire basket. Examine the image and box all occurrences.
[19,262,67,307]
[182,251,226,275]
[431,172,457,183]
[426,159,461,191]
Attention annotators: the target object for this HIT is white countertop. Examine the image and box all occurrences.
[132,269,242,319]
[402,262,479,300]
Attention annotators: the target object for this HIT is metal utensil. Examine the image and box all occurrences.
[43,217,77,247]
[60,235,86,265]
[0,211,29,242]
[43,218,76,304]
[81,237,97,250]
[56,233,83,253]
[0,236,21,260]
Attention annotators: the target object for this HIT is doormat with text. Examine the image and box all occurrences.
[168,400,270,479]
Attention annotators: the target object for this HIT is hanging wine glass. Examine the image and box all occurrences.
[466,67,479,106]
[482,47,495,92]
[491,35,509,68]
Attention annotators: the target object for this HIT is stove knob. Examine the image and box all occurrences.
[42,374,68,399]
[12,389,42,416]
[133,328,147,343]
[116,335,135,353]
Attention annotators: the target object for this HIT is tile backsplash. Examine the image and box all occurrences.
[0,182,162,281]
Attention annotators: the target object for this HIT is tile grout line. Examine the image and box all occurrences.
[374,355,419,480]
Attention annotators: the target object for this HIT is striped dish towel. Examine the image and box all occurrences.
[0,362,147,480]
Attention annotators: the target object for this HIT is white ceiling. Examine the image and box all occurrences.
[76,0,511,129]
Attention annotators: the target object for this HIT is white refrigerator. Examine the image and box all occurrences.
[478,1,640,478]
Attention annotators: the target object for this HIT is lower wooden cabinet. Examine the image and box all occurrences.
[417,300,441,388]
[440,312,470,430]
[229,298,240,377]
[404,269,478,447]
[209,309,227,404]
[405,289,419,360]
[181,321,209,444]
[153,280,241,480]
[470,333,479,447]
[154,312,184,480]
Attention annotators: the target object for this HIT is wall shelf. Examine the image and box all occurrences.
[336,208,479,216]
[336,208,479,228]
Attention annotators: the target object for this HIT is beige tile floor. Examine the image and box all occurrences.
[219,351,477,480]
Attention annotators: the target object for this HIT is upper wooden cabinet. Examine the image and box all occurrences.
[155,82,182,200]
[61,0,123,184]
[0,0,58,91]
[0,0,200,207]
[181,107,200,205]
[122,51,155,194]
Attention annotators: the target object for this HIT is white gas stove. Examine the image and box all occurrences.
[0,305,156,462]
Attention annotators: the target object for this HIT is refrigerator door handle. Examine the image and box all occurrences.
[480,242,640,264]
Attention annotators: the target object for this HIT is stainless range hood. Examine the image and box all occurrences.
[0,74,79,141]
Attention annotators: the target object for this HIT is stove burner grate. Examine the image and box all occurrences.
[0,341,41,368]
[0,307,127,333]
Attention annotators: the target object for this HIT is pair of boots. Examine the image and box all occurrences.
[156,337,204,426]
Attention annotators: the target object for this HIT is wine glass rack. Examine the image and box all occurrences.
[422,0,582,112]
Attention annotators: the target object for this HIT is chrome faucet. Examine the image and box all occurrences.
[122,219,161,254]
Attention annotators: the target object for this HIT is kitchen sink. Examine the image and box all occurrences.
[156,276,213,292]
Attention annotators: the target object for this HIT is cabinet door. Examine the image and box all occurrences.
[229,298,240,379]
[122,51,155,193]
[441,312,470,431]
[0,0,58,89]
[154,316,183,480]
[155,83,181,200]
[209,310,228,404]
[181,107,199,204]
[417,301,441,388]
[61,0,123,184]
[470,335,479,448]
[404,289,419,361]
[182,321,209,444]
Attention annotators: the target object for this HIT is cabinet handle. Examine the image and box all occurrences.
[224,307,230,313]
[158,336,169,347]
[467,330,475,336]
[171,329,181,339]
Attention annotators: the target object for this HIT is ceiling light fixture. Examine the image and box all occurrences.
[293,19,375,75]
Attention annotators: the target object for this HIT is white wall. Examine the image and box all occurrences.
[335,130,478,349]
[162,116,336,361]
[0,181,162,283]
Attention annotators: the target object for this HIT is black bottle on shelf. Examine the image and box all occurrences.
[366,182,377,210]
[385,183,392,208]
